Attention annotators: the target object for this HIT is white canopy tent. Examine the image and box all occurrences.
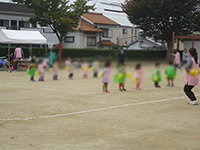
[0,29,47,58]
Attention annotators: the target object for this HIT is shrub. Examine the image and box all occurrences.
[0,46,166,61]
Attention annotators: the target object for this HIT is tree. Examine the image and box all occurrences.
[13,0,94,66]
[122,0,200,59]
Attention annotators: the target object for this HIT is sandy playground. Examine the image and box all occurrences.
[0,61,200,150]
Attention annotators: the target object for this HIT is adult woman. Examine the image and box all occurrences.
[184,48,199,105]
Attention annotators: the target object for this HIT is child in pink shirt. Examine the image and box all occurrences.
[134,63,143,90]
[171,50,180,71]
[38,60,45,81]
[184,48,199,105]
[102,61,111,93]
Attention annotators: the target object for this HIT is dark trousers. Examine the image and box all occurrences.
[184,85,196,101]
[11,62,17,70]
[180,61,187,68]
[154,82,159,87]
[94,72,98,77]
[174,64,180,72]
[69,73,73,78]
[53,75,58,79]
[118,60,124,68]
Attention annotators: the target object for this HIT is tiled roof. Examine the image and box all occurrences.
[99,40,116,45]
[0,2,34,14]
[76,19,102,32]
[82,12,120,26]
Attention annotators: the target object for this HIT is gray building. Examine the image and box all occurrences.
[0,2,120,49]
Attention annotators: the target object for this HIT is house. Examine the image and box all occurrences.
[86,0,141,46]
[81,12,119,49]
[63,19,102,49]
[0,2,120,49]
[128,36,166,50]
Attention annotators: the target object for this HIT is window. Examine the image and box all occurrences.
[123,28,127,34]
[0,19,9,27]
[19,21,30,28]
[65,36,74,43]
[135,29,137,37]
[101,28,109,37]
[87,37,96,46]
[11,20,17,27]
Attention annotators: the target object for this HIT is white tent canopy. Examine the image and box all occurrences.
[0,29,47,58]
[0,29,47,44]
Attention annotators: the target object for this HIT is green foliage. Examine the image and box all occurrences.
[12,0,94,43]
[122,0,200,55]
[0,46,166,61]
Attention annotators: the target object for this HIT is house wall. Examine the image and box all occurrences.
[96,24,117,44]
[63,31,100,49]
[117,27,140,46]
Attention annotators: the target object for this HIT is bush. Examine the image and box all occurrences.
[0,46,166,61]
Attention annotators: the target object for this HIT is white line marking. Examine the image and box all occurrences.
[1,94,198,121]
[80,85,183,95]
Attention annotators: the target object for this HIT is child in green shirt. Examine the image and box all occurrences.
[27,58,36,82]
[152,62,161,88]
[165,61,176,86]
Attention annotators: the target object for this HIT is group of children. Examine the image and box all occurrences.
[27,47,199,105]
[101,60,176,93]
[27,57,100,82]
[102,48,199,105]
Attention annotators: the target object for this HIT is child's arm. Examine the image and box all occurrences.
[185,59,193,73]
[29,65,33,70]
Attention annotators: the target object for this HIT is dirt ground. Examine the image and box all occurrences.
[0,61,200,150]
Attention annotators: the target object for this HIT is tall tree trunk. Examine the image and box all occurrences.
[58,39,63,69]
[166,38,173,61]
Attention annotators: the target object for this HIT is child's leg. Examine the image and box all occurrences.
[119,83,122,89]
[184,85,197,101]
[171,79,174,86]
[105,83,108,91]
[136,83,140,88]
[94,72,97,78]
[30,76,34,81]
[154,82,158,87]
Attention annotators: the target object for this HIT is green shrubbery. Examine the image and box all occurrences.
[0,46,167,61]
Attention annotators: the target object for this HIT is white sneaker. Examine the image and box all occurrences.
[188,101,199,105]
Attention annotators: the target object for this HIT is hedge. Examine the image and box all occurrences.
[0,46,167,60]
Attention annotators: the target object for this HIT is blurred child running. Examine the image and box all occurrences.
[117,63,127,91]
[93,58,100,78]
[27,58,36,82]
[82,60,88,79]
[102,61,111,93]
[65,57,74,80]
[52,59,58,80]
[152,62,161,88]
[134,63,143,90]
[184,48,199,105]
[165,61,176,86]
[38,59,45,81]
